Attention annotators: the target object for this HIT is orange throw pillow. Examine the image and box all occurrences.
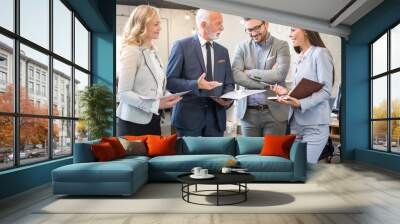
[260,135,296,159]
[146,135,177,157]
[124,135,148,142]
[91,142,117,161]
[101,137,126,158]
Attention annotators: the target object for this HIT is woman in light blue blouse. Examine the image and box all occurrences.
[272,28,334,164]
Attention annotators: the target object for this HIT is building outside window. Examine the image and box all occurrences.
[0,0,91,170]
[0,54,7,87]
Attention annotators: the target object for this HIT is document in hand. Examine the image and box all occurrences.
[160,90,191,99]
[140,90,191,100]
[288,78,324,99]
[219,89,266,100]
[267,78,323,101]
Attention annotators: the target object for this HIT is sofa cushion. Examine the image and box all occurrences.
[147,135,177,157]
[236,137,263,155]
[236,155,293,172]
[74,140,100,163]
[179,137,236,155]
[52,159,147,183]
[148,154,235,172]
[260,135,296,159]
[91,142,118,162]
[101,137,127,158]
[118,138,147,156]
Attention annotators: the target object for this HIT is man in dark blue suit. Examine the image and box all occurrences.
[166,9,234,137]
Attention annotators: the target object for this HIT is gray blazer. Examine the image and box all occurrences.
[290,46,334,126]
[232,35,290,122]
[116,45,166,124]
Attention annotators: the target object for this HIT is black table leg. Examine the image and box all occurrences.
[245,183,247,201]
[217,184,219,206]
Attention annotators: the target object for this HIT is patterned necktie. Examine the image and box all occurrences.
[205,42,213,81]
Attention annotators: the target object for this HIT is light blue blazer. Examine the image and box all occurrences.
[289,46,334,126]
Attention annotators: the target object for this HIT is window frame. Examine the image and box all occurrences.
[370,20,400,154]
[0,0,92,171]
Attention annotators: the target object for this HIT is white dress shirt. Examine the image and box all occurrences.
[197,34,214,78]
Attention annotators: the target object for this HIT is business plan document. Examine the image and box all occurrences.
[219,89,266,100]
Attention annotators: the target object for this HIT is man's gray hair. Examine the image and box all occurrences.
[195,9,210,28]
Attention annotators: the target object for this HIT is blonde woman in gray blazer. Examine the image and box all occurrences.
[117,5,181,136]
[272,28,334,164]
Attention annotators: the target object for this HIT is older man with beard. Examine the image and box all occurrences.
[166,9,235,137]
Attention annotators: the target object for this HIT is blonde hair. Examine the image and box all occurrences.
[121,5,159,48]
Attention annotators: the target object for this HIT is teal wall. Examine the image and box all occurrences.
[0,0,116,200]
[343,0,400,171]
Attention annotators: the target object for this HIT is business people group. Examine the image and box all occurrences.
[117,5,334,164]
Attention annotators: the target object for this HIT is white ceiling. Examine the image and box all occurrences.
[166,0,384,37]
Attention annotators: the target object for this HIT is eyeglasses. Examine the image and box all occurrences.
[245,22,265,34]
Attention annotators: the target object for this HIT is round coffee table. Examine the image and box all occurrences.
[177,173,255,206]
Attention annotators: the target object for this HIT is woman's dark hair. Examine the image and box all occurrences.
[294,30,326,54]
[294,29,334,84]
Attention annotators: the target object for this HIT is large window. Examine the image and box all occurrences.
[0,0,91,170]
[370,23,400,154]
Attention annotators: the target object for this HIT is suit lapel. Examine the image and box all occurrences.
[192,36,206,73]
[213,45,219,82]
[141,49,158,84]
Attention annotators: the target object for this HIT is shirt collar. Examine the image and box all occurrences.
[301,46,314,59]
[197,33,213,47]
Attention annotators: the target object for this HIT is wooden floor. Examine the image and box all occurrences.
[1,162,400,224]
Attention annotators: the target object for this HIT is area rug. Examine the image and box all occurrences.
[37,183,361,214]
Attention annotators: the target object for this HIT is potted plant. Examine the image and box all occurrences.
[79,84,114,140]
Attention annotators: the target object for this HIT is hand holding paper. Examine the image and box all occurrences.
[159,95,182,109]
[219,89,266,100]
[197,73,222,90]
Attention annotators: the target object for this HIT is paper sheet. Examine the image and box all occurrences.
[219,89,266,100]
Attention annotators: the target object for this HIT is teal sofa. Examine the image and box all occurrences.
[52,137,306,196]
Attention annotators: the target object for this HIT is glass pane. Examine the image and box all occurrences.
[0,0,14,31]
[75,18,89,70]
[391,72,400,118]
[20,0,49,49]
[53,59,72,117]
[372,33,387,76]
[391,24,400,70]
[53,0,72,60]
[372,121,388,151]
[53,119,72,158]
[372,77,387,119]
[0,35,14,113]
[20,44,49,115]
[20,117,49,165]
[0,116,14,170]
[75,120,88,143]
[391,120,400,153]
[74,69,89,118]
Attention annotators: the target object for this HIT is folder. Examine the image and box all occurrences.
[289,78,324,99]
[267,78,324,101]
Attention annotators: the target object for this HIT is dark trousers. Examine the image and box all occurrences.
[176,102,223,137]
[117,115,161,136]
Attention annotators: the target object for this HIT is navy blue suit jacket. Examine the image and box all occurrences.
[166,35,234,132]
